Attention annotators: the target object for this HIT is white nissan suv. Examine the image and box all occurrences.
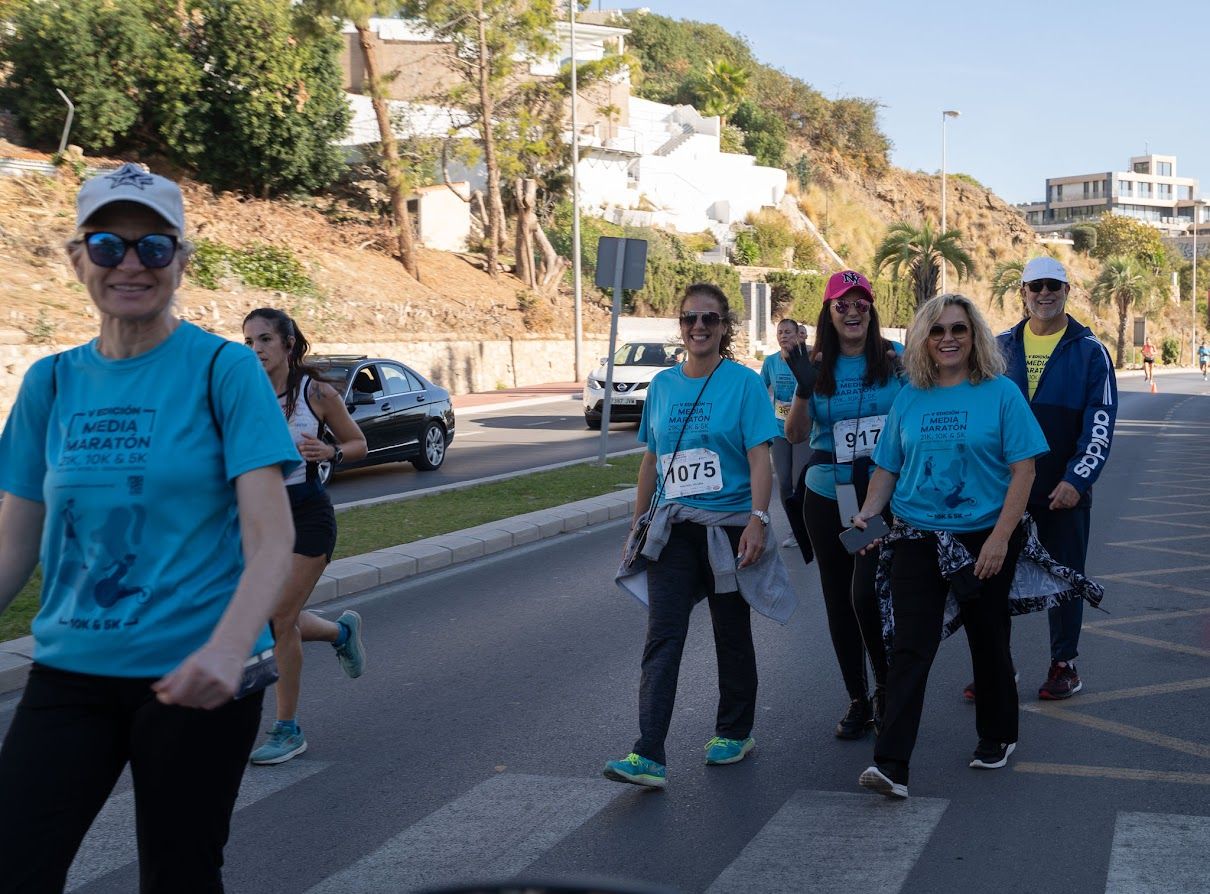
[583,342,683,429]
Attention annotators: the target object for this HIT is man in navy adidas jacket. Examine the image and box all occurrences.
[997,256,1117,700]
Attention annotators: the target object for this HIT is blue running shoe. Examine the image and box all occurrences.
[250,722,307,766]
[704,736,755,765]
[602,753,666,788]
[333,610,366,678]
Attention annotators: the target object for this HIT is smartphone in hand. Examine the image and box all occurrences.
[838,515,890,555]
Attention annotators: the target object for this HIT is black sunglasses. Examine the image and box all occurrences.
[679,311,723,327]
[831,298,871,315]
[1025,278,1065,293]
[84,232,179,269]
[928,322,970,340]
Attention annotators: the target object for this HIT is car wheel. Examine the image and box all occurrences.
[585,415,602,430]
[413,420,447,471]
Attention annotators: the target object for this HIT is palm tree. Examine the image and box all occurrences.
[989,258,1025,310]
[1091,256,1149,368]
[700,59,749,124]
[872,221,975,309]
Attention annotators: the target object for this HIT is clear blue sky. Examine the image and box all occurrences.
[627,0,1210,204]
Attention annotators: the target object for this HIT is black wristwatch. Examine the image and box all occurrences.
[330,445,344,466]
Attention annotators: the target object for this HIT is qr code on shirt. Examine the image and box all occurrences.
[128,475,144,496]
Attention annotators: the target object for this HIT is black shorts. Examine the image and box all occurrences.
[288,485,337,562]
[1143,357,1154,364]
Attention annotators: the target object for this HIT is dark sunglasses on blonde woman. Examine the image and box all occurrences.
[84,232,178,269]
[928,322,970,340]
[680,311,723,327]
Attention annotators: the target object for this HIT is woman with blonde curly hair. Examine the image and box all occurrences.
[849,293,1049,799]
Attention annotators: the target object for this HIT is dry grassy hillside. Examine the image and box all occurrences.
[0,149,609,348]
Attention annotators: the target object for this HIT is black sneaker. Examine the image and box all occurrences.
[969,740,1016,769]
[835,697,873,739]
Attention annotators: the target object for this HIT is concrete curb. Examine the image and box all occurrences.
[0,488,638,697]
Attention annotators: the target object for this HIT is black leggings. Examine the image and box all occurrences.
[801,487,887,700]
[0,664,263,894]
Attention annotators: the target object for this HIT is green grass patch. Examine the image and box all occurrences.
[333,453,641,559]
[1,456,642,642]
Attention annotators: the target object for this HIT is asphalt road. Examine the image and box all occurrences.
[326,397,642,504]
[5,372,1210,894]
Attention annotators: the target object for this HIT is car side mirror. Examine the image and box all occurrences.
[599,357,608,366]
[349,393,376,407]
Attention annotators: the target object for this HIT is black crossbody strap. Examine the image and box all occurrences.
[207,341,231,437]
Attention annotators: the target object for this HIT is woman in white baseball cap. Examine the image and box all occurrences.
[0,163,299,891]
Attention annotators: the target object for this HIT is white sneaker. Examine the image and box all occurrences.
[859,765,908,799]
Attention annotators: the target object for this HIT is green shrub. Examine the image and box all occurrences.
[731,230,759,265]
[188,239,316,295]
[680,231,718,253]
[1161,337,1180,365]
[766,270,825,324]
[1070,224,1097,254]
[746,209,797,268]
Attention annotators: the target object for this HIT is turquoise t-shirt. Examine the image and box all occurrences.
[805,345,905,501]
[759,352,797,438]
[873,376,1049,533]
[0,322,300,678]
[638,359,779,513]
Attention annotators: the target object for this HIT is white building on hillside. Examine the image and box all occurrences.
[337,16,786,244]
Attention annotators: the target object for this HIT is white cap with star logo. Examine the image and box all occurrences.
[76,163,186,233]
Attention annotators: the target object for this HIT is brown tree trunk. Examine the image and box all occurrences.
[514,177,537,289]
[477,0,505,278]
[1116,296,1128,368]
[534,223,567,292]
[356,22,419,281]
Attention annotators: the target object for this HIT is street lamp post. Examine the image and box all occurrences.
[569,0,584,383]
[1193,202,1202,364]
[940,109,960,294]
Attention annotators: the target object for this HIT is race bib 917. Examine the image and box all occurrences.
[832,415,887,462]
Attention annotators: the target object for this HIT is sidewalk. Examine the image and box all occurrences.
[453,381,582,415]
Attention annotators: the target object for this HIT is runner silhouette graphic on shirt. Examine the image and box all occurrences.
[93,554,150,608]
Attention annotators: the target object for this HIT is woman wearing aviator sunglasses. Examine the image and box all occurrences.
[783,270,903,740]
[608,283,792,789]
[850,293,1049,799]
[0,164,299,889]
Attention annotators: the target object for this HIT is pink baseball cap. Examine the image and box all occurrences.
[824,270,874,303]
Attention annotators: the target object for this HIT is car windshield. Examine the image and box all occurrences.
[613,343,681,367]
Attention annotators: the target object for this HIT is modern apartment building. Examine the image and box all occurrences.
[1017,154,1210,236]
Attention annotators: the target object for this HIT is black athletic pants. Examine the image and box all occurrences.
[0,664,263,893]
[873,525,1024,784]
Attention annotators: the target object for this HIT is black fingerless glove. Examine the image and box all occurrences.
[786,343,818,399]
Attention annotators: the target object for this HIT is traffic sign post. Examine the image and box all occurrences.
[594,236,648,466]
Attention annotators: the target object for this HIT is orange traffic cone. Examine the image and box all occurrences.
[1149,380,1158,394]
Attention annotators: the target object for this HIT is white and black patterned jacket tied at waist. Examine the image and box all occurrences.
[615,503,798,625]
[875,513,1105,648]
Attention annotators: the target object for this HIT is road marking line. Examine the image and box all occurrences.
[1106,812,1210,894]
[1099,563,1210,580]
[1092,577,1210,598]
[1086,607,1210,628]
[1107,532,1210,545]
[1128,496,1210,509]
[1081,627,1210,659]
[303,774,622,894]
[1015,762,1210,786]
[704,789,948,894]
[1020,704,1210,759]
[67,760,330,891]
[1102,544,1210,559]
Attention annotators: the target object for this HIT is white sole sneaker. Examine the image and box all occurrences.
[969,741,1016,769]
[859,765,908,799]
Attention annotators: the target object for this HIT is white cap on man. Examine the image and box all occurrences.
[76,163,186,233]
[1021,256,1068,284]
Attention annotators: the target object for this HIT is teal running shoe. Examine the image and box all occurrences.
[333,610,366,678]
[602,752,667,788]
[249,722,307,766]
[704,736,755,765]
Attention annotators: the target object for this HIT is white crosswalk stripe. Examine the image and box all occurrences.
[66,760,330,891]
[1105,812,1210,894]
[705,789,949,894]
[303,773,623,894]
